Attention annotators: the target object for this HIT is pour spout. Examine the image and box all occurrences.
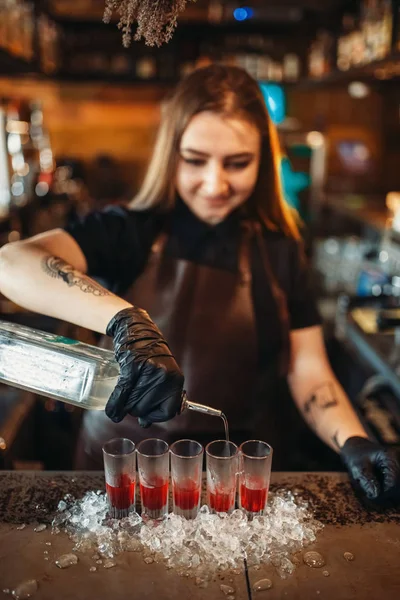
[180,391,222,418]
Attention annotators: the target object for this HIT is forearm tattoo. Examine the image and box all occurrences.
[302,382,339,430]
[41,256,111,297]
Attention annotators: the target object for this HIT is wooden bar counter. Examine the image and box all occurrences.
[0,471,399,599]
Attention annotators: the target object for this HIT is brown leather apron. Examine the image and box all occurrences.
[75,222,293,469]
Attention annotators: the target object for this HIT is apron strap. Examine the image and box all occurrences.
[252,221,290,376]
[238,222,253,285]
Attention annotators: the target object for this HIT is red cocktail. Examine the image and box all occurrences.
[102,438,136,520]
[106,473,135,518]
[170,440,204,519]
[140,478,169,513]
[173,478,201,511]
[240,481,268,513]
[206,440,239,515]
[238,440,273,517]
[207,488,235,513]
[137,438,170,520]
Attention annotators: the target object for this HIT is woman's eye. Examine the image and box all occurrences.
[226,161,250,170]
[183,158,205,166]
[182,158,251,169]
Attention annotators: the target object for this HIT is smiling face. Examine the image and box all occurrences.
[175,111,261,225]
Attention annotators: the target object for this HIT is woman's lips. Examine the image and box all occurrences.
[204,197,229,208]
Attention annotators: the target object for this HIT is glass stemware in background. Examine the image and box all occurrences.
[170,439,204,519]
[137,438,169,520]
[239,440,273,517]
[102,437,136,519]
[206,440,238,514]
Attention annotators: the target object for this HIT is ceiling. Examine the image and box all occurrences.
[45,0,354,23]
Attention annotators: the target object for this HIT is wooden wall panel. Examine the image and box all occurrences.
[1,77,397,196]
[0,77,166,187]
[286,85,386,194]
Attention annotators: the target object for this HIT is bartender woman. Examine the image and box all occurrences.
[0,65,399,504]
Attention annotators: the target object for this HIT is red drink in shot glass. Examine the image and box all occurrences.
[140,477,169,513]
[239,479,269,513]
[239,440,273,517]
[106,474,136,512]
[173,479,201,511]
[137,438,169,520]
[207,488,235,513]
[170,440,203,519]
[206,440,238,514]
[102,438,136,519]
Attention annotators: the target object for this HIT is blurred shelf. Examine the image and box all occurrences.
[321,193,390,233]
[0,49,39,76]
[294,52,400,89]
[0,67,176,88]
[50,73,177,86]
[1,33,399,87]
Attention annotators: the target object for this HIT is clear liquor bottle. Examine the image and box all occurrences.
[0,321,225,424]
[0,320,119,409]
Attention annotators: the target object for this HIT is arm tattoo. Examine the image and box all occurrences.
[302,382,339,430]
[41,256,111,297]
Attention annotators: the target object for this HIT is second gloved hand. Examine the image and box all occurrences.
[105,307,184,425]
[340,436,400,506]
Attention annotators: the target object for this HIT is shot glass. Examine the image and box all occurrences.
[102,437,136,519]
[239,440,273,517]
[206,440,238,514]
[137,438,169,520]
[170,439,204,519]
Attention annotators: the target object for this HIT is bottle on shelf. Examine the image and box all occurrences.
[283,53,300,81]
[337,14,361,71]
[308,30,334,78]
[361,0,393,62]
[37,13,60,74]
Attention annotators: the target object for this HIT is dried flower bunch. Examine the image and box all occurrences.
[103,0,196,47]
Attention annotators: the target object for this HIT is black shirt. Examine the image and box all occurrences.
[65,200,320,367]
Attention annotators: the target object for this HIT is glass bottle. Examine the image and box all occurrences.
[0,320,120,409]
[0,321,223,418]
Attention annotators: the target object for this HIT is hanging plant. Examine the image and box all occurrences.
[103,0,197,47]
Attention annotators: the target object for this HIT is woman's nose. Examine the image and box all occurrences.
[202,164,229,196]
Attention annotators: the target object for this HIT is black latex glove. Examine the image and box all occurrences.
[341,436,400,506]
[105,307,184,426]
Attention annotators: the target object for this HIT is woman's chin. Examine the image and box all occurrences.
[198,204,234,225]
[205,215,224,225]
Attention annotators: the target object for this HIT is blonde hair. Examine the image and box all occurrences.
[130,64,300,240]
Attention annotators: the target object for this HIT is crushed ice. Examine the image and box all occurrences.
[52,488,323,579]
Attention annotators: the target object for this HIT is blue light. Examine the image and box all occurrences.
[233,7,253,21]
[280,157,310,212]
[259,82,286,125]
[258,82,310,212]
[233,7,248,21]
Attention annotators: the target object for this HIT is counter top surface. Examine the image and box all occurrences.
[0,471,399,599]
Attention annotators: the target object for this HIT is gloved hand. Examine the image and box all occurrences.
[341,436,400,506]
[105,307,184,426]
